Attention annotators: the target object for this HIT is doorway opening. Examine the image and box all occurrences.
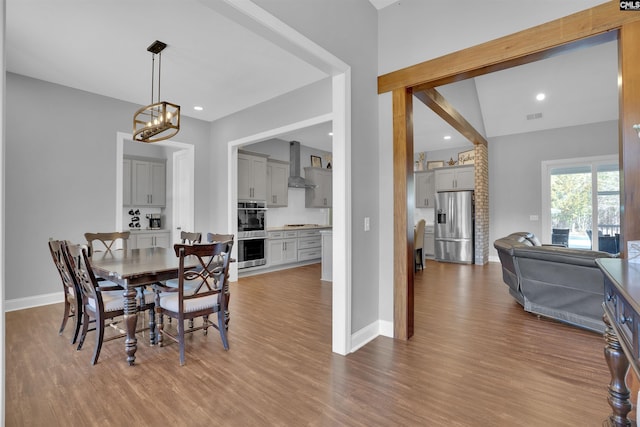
[115,132,195,244]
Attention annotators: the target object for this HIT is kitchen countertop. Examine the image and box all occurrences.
[128,229,170,234]
[267,224,332,231]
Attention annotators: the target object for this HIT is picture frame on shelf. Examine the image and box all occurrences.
[427,160,444,170]
[311,155,322,168]
[458,149,475,165]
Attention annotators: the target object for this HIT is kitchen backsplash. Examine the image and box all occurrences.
[123,206,164,230]
[267,188,330,227]
[415,207,435,226]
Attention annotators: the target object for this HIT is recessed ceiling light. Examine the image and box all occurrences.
[328,132,333,136]
[444,135,452,140]
[536,93,546,101]
[193,106,204,111]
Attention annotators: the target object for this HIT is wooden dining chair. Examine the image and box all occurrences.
[64,242,155,365]
[84,231,130,256]
[155,241,233,365]
[48,239,82,344]
[180,231,202,245]
[207,233,234,327]
[84,232,131,289]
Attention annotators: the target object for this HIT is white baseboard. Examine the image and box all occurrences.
[4,292,63,312]
[350,319,393,352]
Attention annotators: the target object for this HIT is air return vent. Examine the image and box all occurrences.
[526,112,543,120]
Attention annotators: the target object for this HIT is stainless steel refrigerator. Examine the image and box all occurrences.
[435,191,474,264]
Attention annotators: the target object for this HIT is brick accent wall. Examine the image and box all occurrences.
[474,144,489,265]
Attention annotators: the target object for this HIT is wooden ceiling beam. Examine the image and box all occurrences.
[414,88,488,147]
[378,1,640,94]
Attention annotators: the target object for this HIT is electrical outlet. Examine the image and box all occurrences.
[364,217,370,231]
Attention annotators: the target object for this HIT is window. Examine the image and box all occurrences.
[542,155,619,253]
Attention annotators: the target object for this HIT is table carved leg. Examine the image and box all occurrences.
[123,284,138,366]
[603,313,634,427]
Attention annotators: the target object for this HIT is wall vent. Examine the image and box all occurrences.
[526,112,543,120]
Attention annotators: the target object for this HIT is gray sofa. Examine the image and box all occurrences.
[494,232,617,333]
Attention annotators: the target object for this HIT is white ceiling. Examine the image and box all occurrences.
[6,1,619,154]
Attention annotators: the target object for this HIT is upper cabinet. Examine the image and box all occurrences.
[305,167,332,208]
[415,171,435,208]
[435,165,474,192]
[126,157,166,207]
[238,151,268,201]
[267,159,289,207]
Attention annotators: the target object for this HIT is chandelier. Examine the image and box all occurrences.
[133,40,180,143]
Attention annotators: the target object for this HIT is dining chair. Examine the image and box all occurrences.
[155,241,233,365]
[180,231,202,245]
[207,233,235,327]
[84,231,130,256]
[48,239,82,344]
[64,242,155,365]
[414,219,425,271]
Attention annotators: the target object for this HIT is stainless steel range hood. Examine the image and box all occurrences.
[288,141,316,188]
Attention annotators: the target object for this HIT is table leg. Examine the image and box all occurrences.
[603,313,634,427]
[124,283,138,366]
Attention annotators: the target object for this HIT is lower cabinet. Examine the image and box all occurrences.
[424,227,435,257]
[297,229,322,261]
[267,231,298,266]
[267,228,325,267]
[130,231,170,249]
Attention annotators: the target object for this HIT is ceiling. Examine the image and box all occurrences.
[6,1,619,154]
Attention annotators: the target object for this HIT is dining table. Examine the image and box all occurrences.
[90,246,196,365]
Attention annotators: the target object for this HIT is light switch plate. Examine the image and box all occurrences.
[364,217,370,231]
[529,215,539,221]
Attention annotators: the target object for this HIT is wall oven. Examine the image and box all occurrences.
[237,201,267,269]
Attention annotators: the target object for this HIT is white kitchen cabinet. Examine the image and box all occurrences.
[267,230,298,265]
[435,165,474,192]
[131,158,166,206]
[424,226,435,257]
[238,151,268,201]
[304,167,332,208]
[123,158,132,206]
[131,231,170,249]
[297,229,322,261]
[415,171,435,208]
[267,159,289,207]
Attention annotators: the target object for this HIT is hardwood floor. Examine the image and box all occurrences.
[6,261,619,426]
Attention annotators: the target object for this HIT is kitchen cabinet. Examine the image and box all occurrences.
[130,231,170,249]
[267,230,298,265]
[130,158,166,206]
[238,151,268,201]
[297,229,322,261]
[123,158,132,206]
[267,159,289,207]
[415,171,435,208]
[435,165,474,192]
[424,225,435,257]
[304,167,332,208]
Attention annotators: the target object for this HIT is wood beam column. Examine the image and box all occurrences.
[619,20,640,258]
[393,87,414,340]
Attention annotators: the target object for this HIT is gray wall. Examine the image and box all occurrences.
[489,120,618,256]
[5,73,211,301]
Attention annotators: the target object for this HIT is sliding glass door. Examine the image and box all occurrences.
[542,155,619,252]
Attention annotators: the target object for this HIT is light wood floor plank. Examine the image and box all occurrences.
[6,262,618,426]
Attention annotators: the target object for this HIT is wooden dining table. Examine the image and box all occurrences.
[90,246,196,365]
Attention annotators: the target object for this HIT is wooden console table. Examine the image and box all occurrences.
[598,258,640,427]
